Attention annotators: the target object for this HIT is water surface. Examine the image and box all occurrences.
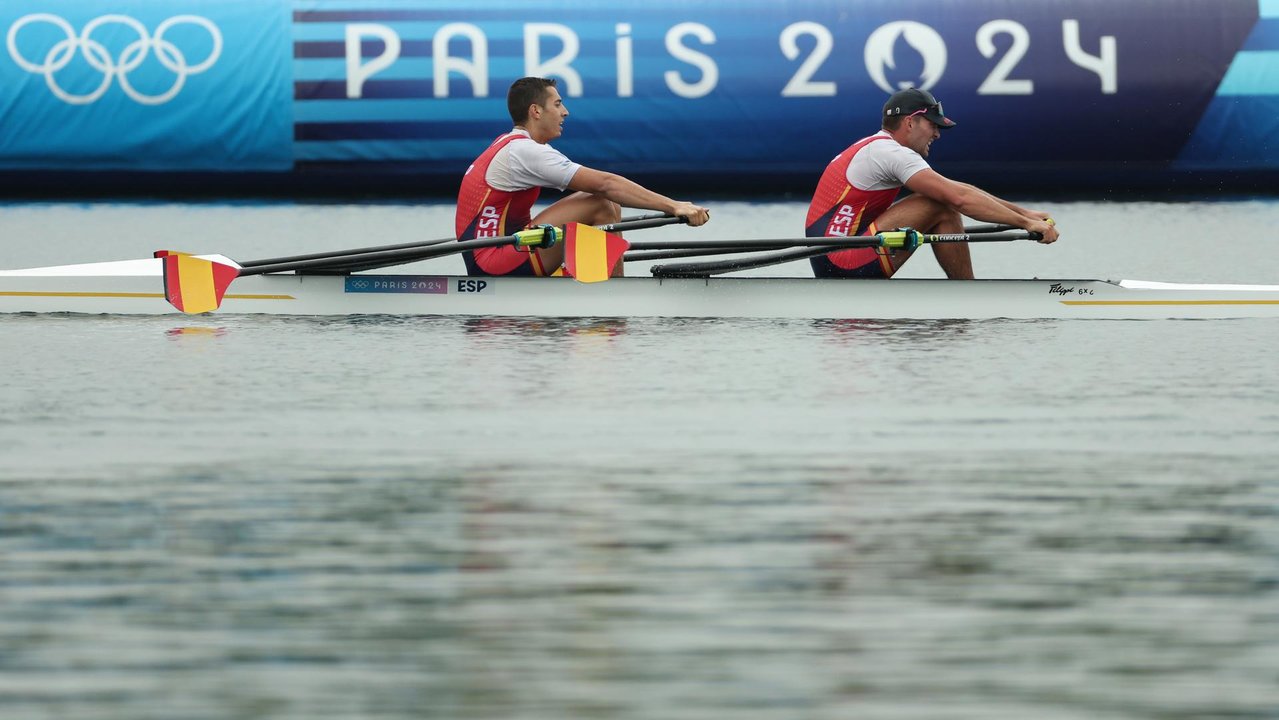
[2,199,1277,719]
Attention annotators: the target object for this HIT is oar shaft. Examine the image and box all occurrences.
[629,231,1040,253]
[648,230,1041,278]
[239,234,524,276]
[628,236,878,251]
[625,245,790,262]
[240,212,677,269]
[652,246,829,278]
[240,214,691,276]
[915,230,1042,245]
[963,223,1019,234]
[240,237,452,268]
[599,215,689,233]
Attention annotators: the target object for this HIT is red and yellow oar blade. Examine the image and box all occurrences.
[562,223,630,283]
[155,251,239,314]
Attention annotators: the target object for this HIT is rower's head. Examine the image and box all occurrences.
[882,87,955,158]
[509,77,569,143]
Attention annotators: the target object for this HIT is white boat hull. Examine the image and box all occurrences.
[2,257,1278,319]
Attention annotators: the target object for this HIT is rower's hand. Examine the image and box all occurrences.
[672,202,710,227]
[1028,217,1059,244]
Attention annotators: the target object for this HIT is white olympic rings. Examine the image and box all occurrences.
[6,14,222,105]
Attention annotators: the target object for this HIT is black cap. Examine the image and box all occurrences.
[883,88,956,129]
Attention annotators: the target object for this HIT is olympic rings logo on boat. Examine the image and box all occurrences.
[6,14,222,105]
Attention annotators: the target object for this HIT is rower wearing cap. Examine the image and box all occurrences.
[805,87,1059,279]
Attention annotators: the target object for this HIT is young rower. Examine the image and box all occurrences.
[455,77,711,278]
[806,87,1059,279]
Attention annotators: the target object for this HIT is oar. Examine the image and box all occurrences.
[629,229,1034,253]
[235,214,687,276]
[155,229,564,313]
[626,246,779,262]
[155,215,690,313]
[239,212,674,269]
[648,229,1042,278]
[623,223,1021,262]
[238,230,543,276]
[963,223,1020,234]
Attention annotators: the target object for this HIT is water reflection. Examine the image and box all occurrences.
[815,317,977,342]
[165,326,228,339]
[461,316,628,338]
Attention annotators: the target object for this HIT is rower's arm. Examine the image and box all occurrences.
[906,169,1058,242]
[961,182,1053,223]
[569,167,710,226]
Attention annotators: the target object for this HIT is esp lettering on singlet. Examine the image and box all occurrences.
[455,133,542,276]
[806,135,901,277]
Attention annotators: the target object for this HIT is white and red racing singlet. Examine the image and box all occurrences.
[805,135,902,272]
[455,133,542,275]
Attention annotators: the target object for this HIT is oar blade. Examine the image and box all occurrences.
[563,223,630,283]
[155,251,239,314]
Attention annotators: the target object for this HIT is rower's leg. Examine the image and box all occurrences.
[931,240,972,280]
[875,196,971,279]
[530,193,624,276]
[924,202,970,280]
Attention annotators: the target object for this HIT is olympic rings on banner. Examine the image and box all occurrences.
[6,14,222,105]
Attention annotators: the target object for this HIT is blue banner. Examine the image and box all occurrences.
[0,0,291,170]
[0,0,1275,187]
[290,0,1267,184]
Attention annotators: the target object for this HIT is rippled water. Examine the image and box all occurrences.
[2,200,1278,719]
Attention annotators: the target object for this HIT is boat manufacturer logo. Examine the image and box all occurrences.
[1049,283,1096,297]
[344,276,448,294]
[6,13,222,105]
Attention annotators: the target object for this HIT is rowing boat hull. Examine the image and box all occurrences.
[2,258,1278,319]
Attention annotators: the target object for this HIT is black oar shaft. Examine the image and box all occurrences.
[629,231,1037,253]
[599,215,689,233]
[240,212,676,269]
[648,231,1041,278]
[652,246,830,278]
[239,235,518,277]
[964,223,1019,234]
[625,245,790,262]
[628,236,881,251]
[239,214,690,276]
[240,237,451,268]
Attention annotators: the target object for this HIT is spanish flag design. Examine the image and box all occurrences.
[562,223,629,283]
[156,251,239,314]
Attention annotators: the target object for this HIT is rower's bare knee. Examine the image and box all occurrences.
[917,197,962,233]
[938,206,963,233]
[592,196,622,225]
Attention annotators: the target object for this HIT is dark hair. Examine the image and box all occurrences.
[508,77,557,124]
[882,115,905,131]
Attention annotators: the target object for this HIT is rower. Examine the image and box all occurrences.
[805,87,1059,279]
[455,77,710,278]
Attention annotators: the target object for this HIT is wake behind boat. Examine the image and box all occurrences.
[2,254,1278,320]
